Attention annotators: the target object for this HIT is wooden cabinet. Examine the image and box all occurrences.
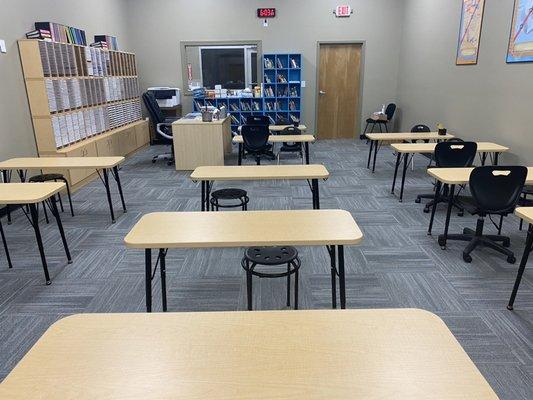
[119,127,138,155]
[65,142,98,184]
[96,134,121,157]
[135,120,150,148]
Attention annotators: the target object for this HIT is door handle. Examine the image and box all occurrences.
[319,90,326,95]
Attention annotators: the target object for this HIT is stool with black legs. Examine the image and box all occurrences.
[210,188,249,211]
[241,246,301,310]
[29,173,74,217]
[446,166,527,264]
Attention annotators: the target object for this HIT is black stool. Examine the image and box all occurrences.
[29,173,74,218]
[210,188,249,211]
[241,246,301,310]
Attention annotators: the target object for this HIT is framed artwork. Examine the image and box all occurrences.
[507,0,533,63]
[456,0,486,65]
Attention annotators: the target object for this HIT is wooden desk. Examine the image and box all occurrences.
[0,156,126,223]
[233,134,315,164]
[365,132,455,172]
[190,164,329,210]
[124,209,363,311]
[390,142,510,202]
[0,309,498,400]
[426,167,533,246]
[172,117,232,170]
[0,183,71,284]
[508,207,533,310]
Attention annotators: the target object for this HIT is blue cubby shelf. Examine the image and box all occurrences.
[193,52,302,129]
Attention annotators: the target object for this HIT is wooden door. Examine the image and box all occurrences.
[317,43,362,139]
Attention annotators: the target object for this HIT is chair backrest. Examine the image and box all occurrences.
[246,115,269,126]
[241,125,270,152]
[280,126,301,136]
[385,103,396,120]
[411,124,430,133]
[434,141,477,168]
[142,92,165,124]
[470,166,527,214]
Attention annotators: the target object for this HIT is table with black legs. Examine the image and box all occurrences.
[0,183,72,285]
[190,164,329,211]
[508,207,533,310]
[0,157,127,223]
[124,210,363,312]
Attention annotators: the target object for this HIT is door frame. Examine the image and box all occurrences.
[314,41,366,139]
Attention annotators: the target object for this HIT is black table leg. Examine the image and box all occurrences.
[29,203,51,285]
[145,249,152,312]
[327,245,337,309]
[367,140,374,169]
[507,224,533,310]
[438,184,455,249]
[0,218,13,269]
[2,170,12,224]
[338,245,346,309]
[494,152,500,166]
[201,181,206,211]
[311,179,320,209]
[48,195,72,264]
[399,154,409,203]
[238,143,243,165]
[102,169,116,223]
[372,141,379,172]
[481,152,487,166]
[206,181,212,211]
[391,152,401,195]
[112,166,127,213]
[428,180,442,235]
[159,248,167,312]
[304,142,310,165]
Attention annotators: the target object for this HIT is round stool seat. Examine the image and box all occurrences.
[211,188,247,200]
[29,173,65,182]
[244,246,298,266]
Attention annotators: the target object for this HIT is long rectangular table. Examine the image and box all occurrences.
[0,157,126,223]
[0,309,499,399]
[390,142,510,202]
[190,164,329,210]
[0,183,71,284]
[508,207,533,310]
[124,210,363,311]
[426,167,533,244]
[233,134,316,164]
[365,132,455,172]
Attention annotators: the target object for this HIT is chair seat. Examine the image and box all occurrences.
[280,144,301,152]
[366,118,388,124]
[211,188,247,200]
[29,173,65,182]
[244,246,299,266]
[456,195,514,217]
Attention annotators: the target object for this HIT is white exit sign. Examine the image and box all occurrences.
[334,5,352,17]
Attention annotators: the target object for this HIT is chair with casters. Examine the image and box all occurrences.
[277,126,303,164]
[241,125,275,165]
[362,103,396,137]
[246,115,269,126]
[142,92,179,165]
[446,166,527,264]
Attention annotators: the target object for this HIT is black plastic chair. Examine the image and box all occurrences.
[241,125,275,165]
[448,166,527,263]
[277,126,303,164]
[362,103,396,136]
[246,115,269,126]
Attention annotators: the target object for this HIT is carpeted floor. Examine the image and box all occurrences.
[0,139,531,399]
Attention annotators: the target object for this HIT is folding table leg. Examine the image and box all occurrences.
[391,152,401,194]
[367,141,374,169]
[311,179,320,209]
[201,181,206,211]
[428,180,442,235]
[399,154,410,202]
[159,248,167,312]
[372,141,379,172]
[304,142,310,164]
[48,195,72,264]
[29,203,51,285]
[145,249,152,312]
[327,245,337,309]
[438,184,456,249]
[112,166,127,213]
[0,218,13,269]
[102,169,116,223]
[338,245,346,309]
[507,224,533,310]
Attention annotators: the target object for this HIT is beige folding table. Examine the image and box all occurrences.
[390,142,510,202]
[124,209,363,312]
[233,134,315,164]
[0,183,72,284]
[508,207,533,310]
[365,132,455,172]
[190,164,329,210]
[0,309,498,399]
[0,156,126,223]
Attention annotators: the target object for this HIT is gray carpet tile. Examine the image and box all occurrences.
[0,140,531,399]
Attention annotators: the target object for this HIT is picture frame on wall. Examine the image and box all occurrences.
[456,0,486,65]
[507,0,533,63]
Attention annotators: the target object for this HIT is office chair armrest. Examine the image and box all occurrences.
[156,123,173,140]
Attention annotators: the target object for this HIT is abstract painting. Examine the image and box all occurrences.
[507,0,533,63]
[456,0,486,65]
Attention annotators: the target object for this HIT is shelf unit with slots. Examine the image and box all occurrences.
[193,53,302,133]
[18,39,150,190]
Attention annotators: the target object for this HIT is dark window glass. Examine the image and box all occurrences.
[251,52,257,86]
[201,48,245,89]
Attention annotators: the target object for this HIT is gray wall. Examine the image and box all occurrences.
[124,0,405,133]
[397,0,532,164]
[0,0,131,160]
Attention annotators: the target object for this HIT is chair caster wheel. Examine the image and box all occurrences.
[458,212,464,217]
[438,237,446,247]
[503,239,511,247]
[152,159,156,164]
[415,198,421,204]
[507,256,516,264]
[423,208,430,213]
[463,253,472,263]
[463,228,469,234]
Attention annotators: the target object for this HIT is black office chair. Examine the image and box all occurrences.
[362,103,396,137]
[142,92,179,165]
[448,166,527,263]
[405,124,431,171]
[246,115,269,126]
[241,125,275,165]
[277,126,303,164]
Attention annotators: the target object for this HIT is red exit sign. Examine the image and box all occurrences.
[334,5,352,17]
[257,8,276,18]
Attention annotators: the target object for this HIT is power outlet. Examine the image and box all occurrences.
[0,40,6,54]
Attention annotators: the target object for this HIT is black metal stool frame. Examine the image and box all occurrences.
[210,191,249,211]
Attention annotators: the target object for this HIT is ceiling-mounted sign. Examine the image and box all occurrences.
[257,8,276,18]
[334,5,352,17]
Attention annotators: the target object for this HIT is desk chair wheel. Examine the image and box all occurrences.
[152,159,156,164]
[423,206,430,213]
[438,237,446,248]
[463,253,473,263]
[415,198,421,204]
[457,211,464,217]
[507,255,516,264]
